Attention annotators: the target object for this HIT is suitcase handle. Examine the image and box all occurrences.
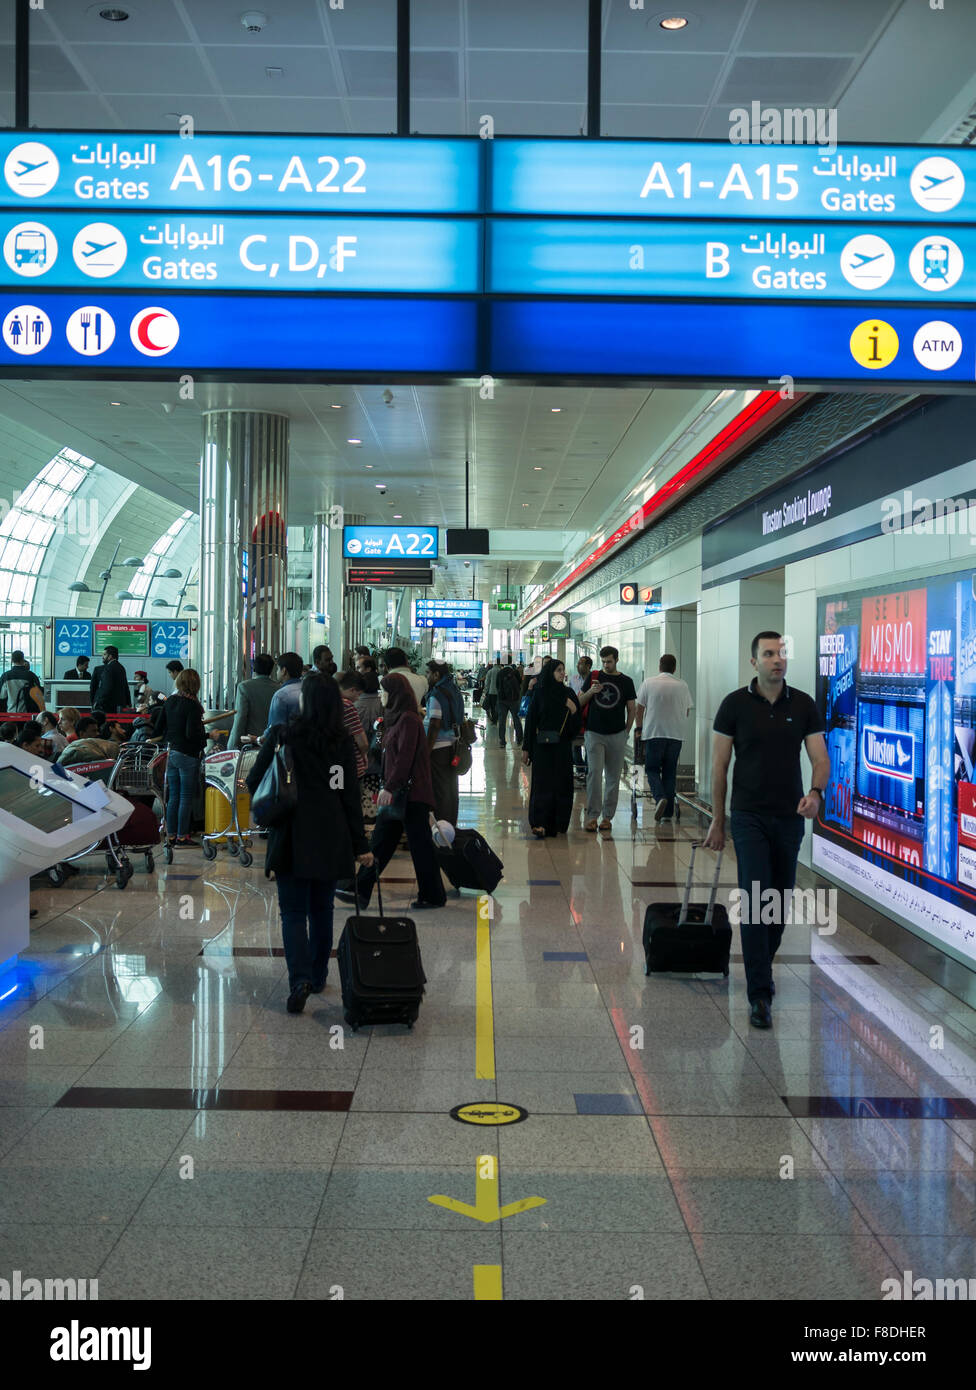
[356,866,384,917]
[680,843,724,925]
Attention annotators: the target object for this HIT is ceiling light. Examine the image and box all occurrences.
[99,7,130,19]
[347,438,361,445]
[659,16,689,30]
[533,466,543,471]
[365,464,374,469]
[550,407,561,412]
[331,404,342,409]
[375,483,385,489]
[393,514,402,519]
[109,400,123,406]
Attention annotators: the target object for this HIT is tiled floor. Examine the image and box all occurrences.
[1,744,975,1301]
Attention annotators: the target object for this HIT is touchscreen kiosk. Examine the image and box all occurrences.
[0,744,133,972]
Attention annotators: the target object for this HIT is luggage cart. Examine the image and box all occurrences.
[201,746,257,867]
[104,742,165,884]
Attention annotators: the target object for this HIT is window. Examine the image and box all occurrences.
[120,511,194,618]
[0,446,95,619]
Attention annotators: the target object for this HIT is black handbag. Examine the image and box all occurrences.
[250,738,298,826]
[376,783,410,823]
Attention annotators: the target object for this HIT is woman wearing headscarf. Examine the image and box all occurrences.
[336,672,446,911]
[521,658,581,838]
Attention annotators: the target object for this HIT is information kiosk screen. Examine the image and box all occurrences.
[0,767,92,834]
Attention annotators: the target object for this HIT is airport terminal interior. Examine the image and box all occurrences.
[2,0,976,1319]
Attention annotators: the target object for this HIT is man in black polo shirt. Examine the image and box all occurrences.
[578,645,637,832]
[704,631,829,1030]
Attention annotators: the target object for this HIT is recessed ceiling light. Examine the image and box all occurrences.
[347,438,361,445]
[330,404,342,409]
[365,464,374,469]
[99,7,130,20]
[393,514,402,519]
[533,466,543,471]
[109,400,123,406]
[659,15,688,29]
[550,407,561,412]
[375,483,385,489]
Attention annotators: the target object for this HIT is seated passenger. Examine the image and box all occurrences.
[57,716,120,766]
[16,719,49,760]
[39,710,68,754]
[0,721,18,743]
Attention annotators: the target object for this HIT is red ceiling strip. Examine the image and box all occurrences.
[520,389,803,625]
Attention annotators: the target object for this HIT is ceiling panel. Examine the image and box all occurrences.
[35,0,191,47]
[740,0,895,53]
[206,45,339,98]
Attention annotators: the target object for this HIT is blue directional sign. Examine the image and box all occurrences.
[0,294,479,373]
[0,134,480,213]
[150,620,190,660]
[0,211,481,293]
[861,726,916,782]
[489,300,976,384]
[490,140,976,221]
[344,525,439,561]
[488,219,973,303]
[415,599,483,620]
[54,618,93,659]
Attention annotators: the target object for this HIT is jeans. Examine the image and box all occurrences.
[584,729,628,821]
[165,749,199,838]
[276,873,336,992]
[644,737,682,815]
[356,799,446,907]
[730,810,805,1003]
[496,701,523,746]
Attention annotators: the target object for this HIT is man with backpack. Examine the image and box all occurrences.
[424,660,466,825]
[0,651,44,713]
[495,656,523,748]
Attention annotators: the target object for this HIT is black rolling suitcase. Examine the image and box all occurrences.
[643,843,731,977]
[438,827,503,895]
[337,878,426,1030]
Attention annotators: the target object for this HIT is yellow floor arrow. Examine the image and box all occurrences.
[429,1155,547,1224]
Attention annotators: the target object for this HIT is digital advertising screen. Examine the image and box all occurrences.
[814,570,976,968]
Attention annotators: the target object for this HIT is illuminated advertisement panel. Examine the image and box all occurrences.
[813,572,976,968]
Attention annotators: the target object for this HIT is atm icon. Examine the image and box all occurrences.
[861,725,915,781]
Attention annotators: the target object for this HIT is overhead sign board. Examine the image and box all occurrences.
[0,294,478,373]
[414,599,484,629]
[347,565,432,587]
[0,134,481,213]
[0,212,481,294]
[344,525,438,561]
[488,219,972,303]
[54,618,93,659]
[150,619,190,660]
[490,300,976,385]
[93,621,149,656]
[495,599,517,611]
[490,141,974,221]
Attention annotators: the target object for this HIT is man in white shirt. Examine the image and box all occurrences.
[378,647,428,709]
[634,654,693,823]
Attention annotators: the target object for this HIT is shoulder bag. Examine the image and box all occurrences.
[250,735,298,827]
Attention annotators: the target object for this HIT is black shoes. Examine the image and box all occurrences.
[287,982,311,1014]
[749,999,772,1030]
[309,979,326,995]
[410,899,445,910]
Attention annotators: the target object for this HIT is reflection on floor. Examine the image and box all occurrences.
[1,744,974,1301]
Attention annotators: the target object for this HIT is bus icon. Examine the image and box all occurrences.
[15,229,47,266]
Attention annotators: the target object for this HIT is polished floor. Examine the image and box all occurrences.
[1,741,975,1302]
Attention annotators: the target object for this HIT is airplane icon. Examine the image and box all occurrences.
[919,173,955,191]
[14,159,49,177]
[82,239,117,257]
[850,251,886,268]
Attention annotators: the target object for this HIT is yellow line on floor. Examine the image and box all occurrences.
[475,893,495,1080]
[473,1264,502,1300]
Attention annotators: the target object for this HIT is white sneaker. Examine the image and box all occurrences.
[654,798,668,822]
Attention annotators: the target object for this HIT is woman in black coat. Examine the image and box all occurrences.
[521,659,581,839]
[246,673,373,1015]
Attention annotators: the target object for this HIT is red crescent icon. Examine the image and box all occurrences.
[137,310,166,350]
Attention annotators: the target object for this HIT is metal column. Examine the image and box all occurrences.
[199,411,289,708]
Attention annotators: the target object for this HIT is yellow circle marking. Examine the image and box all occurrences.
[850,319,899,370]
[452,1102,527,1126]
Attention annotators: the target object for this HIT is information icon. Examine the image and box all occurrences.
[910,156,964,213]
[72,223,127,278]
[3,221,57,278]
[2,304,52,355]
[66,306,116,356]
[908,235,963,291]
[3,141,59,198]
[849,319,899,370]
[913,321,962,372]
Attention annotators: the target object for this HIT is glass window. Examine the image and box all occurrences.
[0,446,94,619]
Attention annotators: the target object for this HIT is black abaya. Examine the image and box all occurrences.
[524,689,581,835]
